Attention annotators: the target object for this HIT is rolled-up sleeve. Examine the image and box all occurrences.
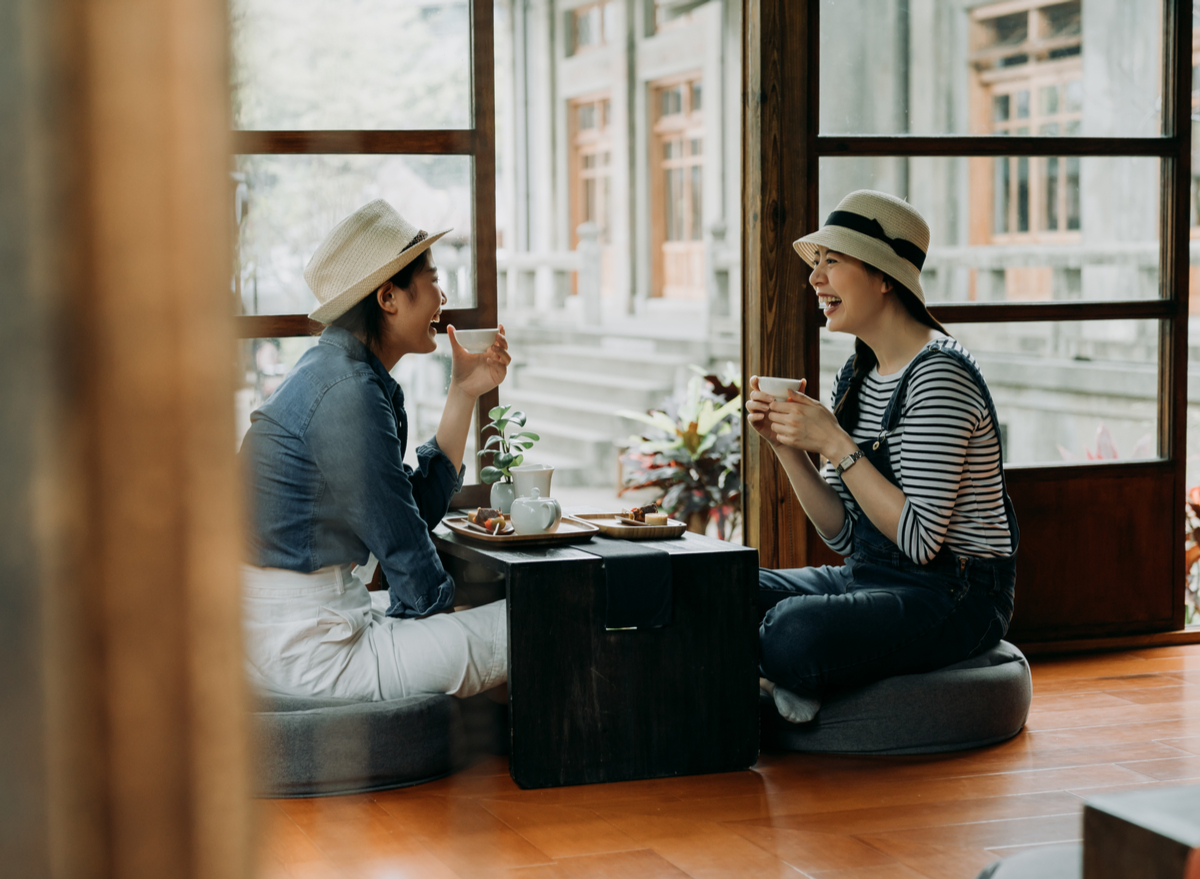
[409,437,465,529]
[305,376,456,618]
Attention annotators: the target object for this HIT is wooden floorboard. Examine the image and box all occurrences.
[255,644,1200,879]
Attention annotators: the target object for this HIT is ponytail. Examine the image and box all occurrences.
[832,272,950,433]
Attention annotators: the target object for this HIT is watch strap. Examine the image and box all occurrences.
[835,449,866,477]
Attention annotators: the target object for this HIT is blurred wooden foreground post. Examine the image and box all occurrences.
[1,0,252,876]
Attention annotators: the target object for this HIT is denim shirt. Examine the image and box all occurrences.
[240,326,464,618]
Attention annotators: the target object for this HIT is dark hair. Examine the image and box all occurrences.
[331,249,430,354]
[833,272,950,433]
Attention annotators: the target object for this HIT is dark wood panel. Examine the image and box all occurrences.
[742,0,819,568]
[800,461,1179,641]
[231,129,475,155]
[817,135,1177,158]
[926,300,1172,325]
[235,308,491,338]
[1159,0,1192,631]
[235,315,324,338]
[1004,467,1176,641]
[470,0,498,331]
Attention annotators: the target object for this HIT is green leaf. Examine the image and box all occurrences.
[487,405,512,421]
[519,442,535,450]
[510,431,540,441]
[697,396,742,434]
[480,466,504,484]
[494,452,515,469]
[510,410,527,427]
[483,434,504,449]
[512,453,524,468]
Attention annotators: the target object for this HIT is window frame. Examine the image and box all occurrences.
[233,0,498,506]
[743,0,1193,640]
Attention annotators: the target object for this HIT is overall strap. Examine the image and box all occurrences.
[831,352,859,412]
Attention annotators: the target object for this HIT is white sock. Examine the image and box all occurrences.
[771,684,821,724]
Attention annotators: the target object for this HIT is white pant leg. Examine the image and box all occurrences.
[370,597,508,699]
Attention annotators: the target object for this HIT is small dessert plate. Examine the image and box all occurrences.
[575,513,687,540]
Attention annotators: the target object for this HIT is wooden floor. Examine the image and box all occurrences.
[256,644,1200,879]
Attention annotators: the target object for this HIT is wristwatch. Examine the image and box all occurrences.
[835,449,866,478]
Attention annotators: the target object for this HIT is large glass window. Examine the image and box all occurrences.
[231,0,471,130]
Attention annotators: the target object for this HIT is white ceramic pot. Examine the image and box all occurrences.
[509,488,563,535]
[490,481,517,514]
[512,463,554,498]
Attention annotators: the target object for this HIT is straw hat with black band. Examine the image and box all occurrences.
[792,190,930,304]
[306,199,451,324]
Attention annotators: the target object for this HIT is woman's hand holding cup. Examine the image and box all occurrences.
[747,375,806,447]
[447,323,511,398]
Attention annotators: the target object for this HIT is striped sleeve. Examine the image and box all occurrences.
[895,352,988,564]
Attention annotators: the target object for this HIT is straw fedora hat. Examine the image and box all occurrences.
[792,190,929,303]
[306,199,451,324]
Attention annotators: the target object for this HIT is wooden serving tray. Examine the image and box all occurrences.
[573,512,687,540]
[443,515,599,547]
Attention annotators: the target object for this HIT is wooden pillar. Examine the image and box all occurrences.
[1,0,252,876]
[741,0,820,568]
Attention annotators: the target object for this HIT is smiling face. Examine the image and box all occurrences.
[381,253,446,357]
[809,246,892,336]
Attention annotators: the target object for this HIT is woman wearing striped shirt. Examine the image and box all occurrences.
[746,190,1019,724]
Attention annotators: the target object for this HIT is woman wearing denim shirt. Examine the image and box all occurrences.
[240,200,510,701]
[745,191,1018,725]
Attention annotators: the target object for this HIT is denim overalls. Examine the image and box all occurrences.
[758,339,1020,699]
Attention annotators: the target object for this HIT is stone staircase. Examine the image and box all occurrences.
[501,326,725,488]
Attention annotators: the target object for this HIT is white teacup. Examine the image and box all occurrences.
[757,376,802,401]
[512,463,554,498]
[453,328,500,353]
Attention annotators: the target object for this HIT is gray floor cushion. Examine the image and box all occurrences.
[252,692,464,797]
[762,640,1032,755]
[976,843,1082,878]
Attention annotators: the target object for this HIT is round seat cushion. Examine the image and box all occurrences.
[762,640,1032,755]
[252,692,464,797]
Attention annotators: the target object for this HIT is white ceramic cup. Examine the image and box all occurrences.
[757,376,802,401]
[453,328,500,353]
[512,463,554,498]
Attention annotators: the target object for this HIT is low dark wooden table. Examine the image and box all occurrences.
[433,520,760,789]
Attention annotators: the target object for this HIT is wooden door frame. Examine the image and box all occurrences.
[742,0,1194,640]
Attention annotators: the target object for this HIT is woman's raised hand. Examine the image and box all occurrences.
[446,324,511,398]
[766,384,847,458]
[746,375,797,446]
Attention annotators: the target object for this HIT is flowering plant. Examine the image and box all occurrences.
[618,367,742,539]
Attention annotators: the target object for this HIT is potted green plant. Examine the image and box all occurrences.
[478,404,539,513]
[618,369,742,538]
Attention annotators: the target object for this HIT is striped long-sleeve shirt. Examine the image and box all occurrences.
[822,339,1014,564]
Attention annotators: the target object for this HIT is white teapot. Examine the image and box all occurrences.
[509,488,563,535]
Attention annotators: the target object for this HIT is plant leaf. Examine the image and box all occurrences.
[510,431,540,441]
[488,405,512,421]
[480,466,504,484]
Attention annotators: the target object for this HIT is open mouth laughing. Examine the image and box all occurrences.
[818,295,842,315]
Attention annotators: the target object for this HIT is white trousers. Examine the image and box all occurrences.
[241,564,507,701]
